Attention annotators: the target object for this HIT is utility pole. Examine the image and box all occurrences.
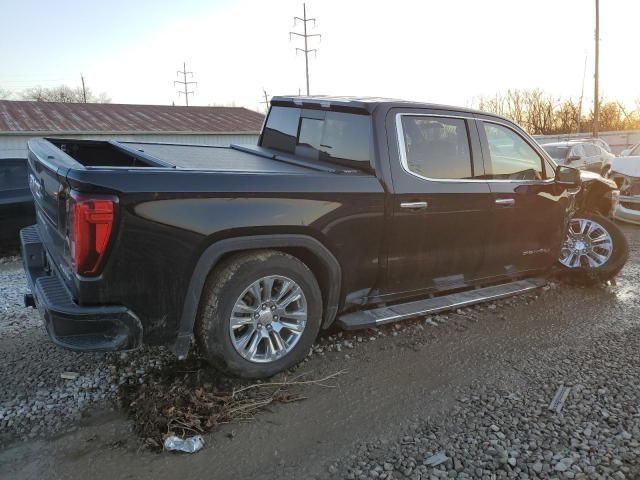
[289,3,321,96]
[260,88,270,112]
[577,54,587,133]
[593,0,600,137]
[80,74,87,103]
[174,62,197,106]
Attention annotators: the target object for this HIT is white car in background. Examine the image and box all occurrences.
[541,140,614,173]
[605,152,640,225]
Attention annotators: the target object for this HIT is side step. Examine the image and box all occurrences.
[336,278,546,330]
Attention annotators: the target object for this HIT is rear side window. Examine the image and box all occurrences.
[400,116,473,179]
[260,106,301,152]
[260,106,373,169]
[482,123,549,180]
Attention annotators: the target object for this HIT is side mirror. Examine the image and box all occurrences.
[621,149,630,157]
[556,165,581,187]
[566,155,581,163]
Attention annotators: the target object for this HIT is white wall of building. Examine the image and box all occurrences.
[0,133,259,159]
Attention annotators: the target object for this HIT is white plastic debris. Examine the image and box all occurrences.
[163,435,204,453]
[60,372,79,380]
[549,385,571,414]
[424,451,449,466]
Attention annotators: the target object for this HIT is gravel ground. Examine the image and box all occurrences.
[0,260,173,445]
[325,327,640,480]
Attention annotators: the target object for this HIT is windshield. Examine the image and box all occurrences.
[542,145,570,160]
[631,144,640,156]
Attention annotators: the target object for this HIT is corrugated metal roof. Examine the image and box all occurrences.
[0,100,264,134]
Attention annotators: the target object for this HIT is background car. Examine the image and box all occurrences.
[620,143,640,157]
[577,137,613,154]
[0,158,35,248]
[541,141,614,173]
[605,151,640,225]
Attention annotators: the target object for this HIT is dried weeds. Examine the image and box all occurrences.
[120,359,344,450]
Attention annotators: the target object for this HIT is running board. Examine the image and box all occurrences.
[337,278,546,330]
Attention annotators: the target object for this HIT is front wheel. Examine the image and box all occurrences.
[557,212,628,285]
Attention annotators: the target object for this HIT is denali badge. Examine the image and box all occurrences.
[522,248,551,256]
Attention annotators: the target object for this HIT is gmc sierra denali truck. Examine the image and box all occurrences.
[20,96,628,378]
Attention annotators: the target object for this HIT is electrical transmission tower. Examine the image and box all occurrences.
[289,3,321,96]
[174,62,197,106]
[260,88,270,112]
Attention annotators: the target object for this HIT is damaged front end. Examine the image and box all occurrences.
[608,167,640,225]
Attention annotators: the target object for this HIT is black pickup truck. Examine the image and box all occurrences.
[21,96,628,378]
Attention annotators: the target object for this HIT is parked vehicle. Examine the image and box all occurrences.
[1,158,35,246]
[577,137,613,154]
[541,141,614,173]
[619,143,640,157]
[20,96,628,378]
[606,155,640,225]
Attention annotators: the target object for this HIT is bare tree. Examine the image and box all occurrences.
[0,88,13,100]
[475,89,640,135]
[20,85,111,103]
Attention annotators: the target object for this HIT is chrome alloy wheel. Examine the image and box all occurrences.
[559,218,613,269]
[229,275,308,363]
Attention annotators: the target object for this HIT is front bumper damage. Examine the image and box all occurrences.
[609,171,640,225]
[20,225,143,352]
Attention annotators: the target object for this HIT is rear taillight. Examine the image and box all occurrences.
[67,192,116,276]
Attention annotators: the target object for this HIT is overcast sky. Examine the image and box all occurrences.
[1,0,637,112]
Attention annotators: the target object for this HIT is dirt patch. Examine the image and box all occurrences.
[120,357,343,449]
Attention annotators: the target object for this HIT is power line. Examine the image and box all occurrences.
[174,62,197,106]
[289,3,321,96]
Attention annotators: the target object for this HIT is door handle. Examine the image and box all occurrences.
[400,201,428,209]
[495,198,515,206]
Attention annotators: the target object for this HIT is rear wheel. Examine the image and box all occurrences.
[195,250,322,378]
[558,212,628,284]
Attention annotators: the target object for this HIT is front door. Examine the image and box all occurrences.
[383,110,495,299]
[476,118,569,276]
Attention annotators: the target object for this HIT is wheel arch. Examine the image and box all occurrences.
[173,234,342,358]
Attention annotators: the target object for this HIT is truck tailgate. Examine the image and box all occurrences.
[27,139,78,273]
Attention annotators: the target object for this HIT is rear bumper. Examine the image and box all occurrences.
[20,225,143,352]
[613,196,640,225]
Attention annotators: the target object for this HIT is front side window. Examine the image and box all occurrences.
[482,123,548,180]
[570,144,586,158]
[401,116,473,179]
[583,143,599,156]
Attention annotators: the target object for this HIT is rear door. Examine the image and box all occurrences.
[383,109,494,298]
[477,118,567,276]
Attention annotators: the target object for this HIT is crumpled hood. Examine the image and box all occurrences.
[580,169,617,190]
[610,156,640,178]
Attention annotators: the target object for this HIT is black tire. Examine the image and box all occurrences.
[557,212,628,285]
[195,250,322,378]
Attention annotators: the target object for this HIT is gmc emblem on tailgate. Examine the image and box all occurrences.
[29,173,44,201]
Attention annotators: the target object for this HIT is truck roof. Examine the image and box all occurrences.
[271,95,506,120]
